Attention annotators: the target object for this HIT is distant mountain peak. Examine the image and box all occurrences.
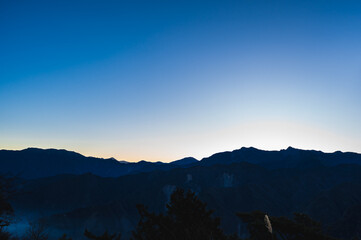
[240,146,259,150]
[23,147,83,156]
[170,157,198,166]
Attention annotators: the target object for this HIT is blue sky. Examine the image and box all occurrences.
[1,0,361,161]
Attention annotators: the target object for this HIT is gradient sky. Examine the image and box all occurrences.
[1,0,361,162]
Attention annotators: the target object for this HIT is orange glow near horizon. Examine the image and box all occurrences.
[2,120,360,163]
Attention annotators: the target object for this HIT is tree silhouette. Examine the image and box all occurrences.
[58,234,72,240]
[84,229,121,240]
[24,221,49,240]
[132,188,228,240]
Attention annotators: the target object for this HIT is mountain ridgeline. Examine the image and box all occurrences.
[2,147,361,239]
[1,147,360,179]
[0,148,198,179]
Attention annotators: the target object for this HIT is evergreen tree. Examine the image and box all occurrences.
[132,188,228,240]
[57,234,72,240]
[84,229,121,240]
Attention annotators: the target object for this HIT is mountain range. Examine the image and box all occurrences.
[1,147,360,179]
[2,147,361,239]
[0,148,198,179]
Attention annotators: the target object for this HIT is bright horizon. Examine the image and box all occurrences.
[1,1,361,162]
[2,142,361,163]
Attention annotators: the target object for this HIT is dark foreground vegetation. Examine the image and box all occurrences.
[1,179,339,240]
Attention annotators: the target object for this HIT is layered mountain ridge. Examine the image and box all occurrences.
[0,148,198,179]
[2,147,361,239]
[1,147,360,179]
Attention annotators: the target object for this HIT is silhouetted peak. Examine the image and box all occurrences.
[238,147,268,154]
[107,157,123,163]
[25,147,43,151]
[137,160,149,164]
[23,147,83,157]
[171,157,198,166]
[240,146,259,151]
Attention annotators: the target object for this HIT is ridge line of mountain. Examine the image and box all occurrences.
[1,146,361,179]
[2,146,360,164]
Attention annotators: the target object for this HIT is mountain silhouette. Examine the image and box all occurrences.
[11,162,361,239]
[169,157,198,166]
[1,147,360,179]
[4,146,361,239]
[199,146,361,168]
[0,148,196,179]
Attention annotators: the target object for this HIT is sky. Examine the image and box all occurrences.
[1,0,361,162]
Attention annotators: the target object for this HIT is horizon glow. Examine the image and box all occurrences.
[1,1,361,162]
